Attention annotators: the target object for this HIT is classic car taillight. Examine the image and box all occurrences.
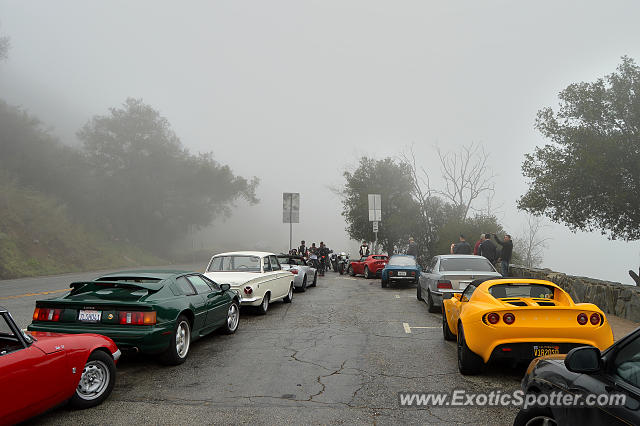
[486,313,500,324]
[33,307,63,322]
[410,271,415,276]
[290,269,299,275]
[437,280,452,289]
[244,286,253,295]
[590,313,601,325]
[503,313,515,325]
[577,313,588,325]
[118,311,156,325]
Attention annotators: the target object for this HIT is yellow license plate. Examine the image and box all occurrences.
[533,345,560,357]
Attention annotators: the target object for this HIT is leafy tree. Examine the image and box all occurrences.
[518,56,640,240]
[0,29,9,61]
[432,214,506,257]
[341,157,421,255]
[78,98,259,250]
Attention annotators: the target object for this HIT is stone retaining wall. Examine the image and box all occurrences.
[504,265,640,322]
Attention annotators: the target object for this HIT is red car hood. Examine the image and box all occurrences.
[29,331,116,354]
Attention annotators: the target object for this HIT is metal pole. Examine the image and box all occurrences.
[289,196,293,252]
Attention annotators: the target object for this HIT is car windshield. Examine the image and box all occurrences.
[489,284,555,299]
[277,257,305,266]
[439,258,494,272]
[388,256,416,266]
[208,255,261,272]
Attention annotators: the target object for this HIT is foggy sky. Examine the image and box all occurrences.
[1,1,639,283]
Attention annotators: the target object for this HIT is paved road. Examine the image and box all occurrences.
[5,270,522,425]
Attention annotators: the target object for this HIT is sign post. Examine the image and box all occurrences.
[283,193,300,252]
[368,194,382,252]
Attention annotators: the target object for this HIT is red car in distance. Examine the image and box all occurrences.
[347,255,389,278]
[0,306,120,424]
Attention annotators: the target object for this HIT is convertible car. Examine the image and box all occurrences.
[381,254,421,288]
[1,306,119,424]
[277,254,317,291]
[28,270,240,365]
[442,278,614,375]
[347,255,389,279]
[204,251,294,314]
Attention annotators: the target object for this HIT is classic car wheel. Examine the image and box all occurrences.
[299,275,307,292]
[427,290,439,313]
[365,266,372,279]
[348,265,355,276]
[442,308,456,341]
[257,293,270,315]
[513,407,557,426]
[417,285,423,301]
[381,277,388,288]
[69,350,116,409]
[283,284,294,303]
[457,323,483,375]
[222,301,240,334]
[161,315,191,365]
[312,273,318,286]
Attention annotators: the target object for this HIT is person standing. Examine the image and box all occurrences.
[298,240,307,257]
[473,234,484,255]
[359,241,370,257]
[407,237,418,258]
[492,233,513,276]
[450,234,472,254]
[479,233,497,264]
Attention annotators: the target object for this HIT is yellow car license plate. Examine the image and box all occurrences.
[533,345,560,357]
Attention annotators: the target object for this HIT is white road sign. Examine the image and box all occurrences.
[283,192,300,223]
[368,193,382,222]
[372,221,379,232]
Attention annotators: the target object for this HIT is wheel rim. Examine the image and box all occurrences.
[288,286,293,299]
[262,294,269,311]
[76,359,110,400]
[227,303,239,330]
[525,416,557,426]
[176,320,190,359]
[457,327,463,368]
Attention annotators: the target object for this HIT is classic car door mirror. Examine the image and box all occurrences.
[220,284,231,292]
[564,346,602,373]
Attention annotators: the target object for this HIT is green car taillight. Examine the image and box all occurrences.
[118,311,157,325]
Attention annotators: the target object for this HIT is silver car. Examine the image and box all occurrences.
[417,255,501,312]
[277,254,318,292]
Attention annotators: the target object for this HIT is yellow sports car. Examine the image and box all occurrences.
[442,278,614,375]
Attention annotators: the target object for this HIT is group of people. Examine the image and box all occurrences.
[450,233,513,276]
[290,240,332,275]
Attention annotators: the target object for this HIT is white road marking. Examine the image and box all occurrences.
[403,322,412,333]
[411,326,439,329]
[395,295,400,299]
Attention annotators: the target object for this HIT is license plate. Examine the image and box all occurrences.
[398,271,406,276]
[533,345,559,357]
[78,310,102,322]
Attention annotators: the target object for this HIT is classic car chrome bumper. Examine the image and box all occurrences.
[112,349,121,361]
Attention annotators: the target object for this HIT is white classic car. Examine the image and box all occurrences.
[204,251,294,314]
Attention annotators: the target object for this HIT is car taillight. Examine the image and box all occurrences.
[290,269,299,275]
[437,280,452,289]
[411,271,415,276]
[577,313,588,325]
[486,313,500,324]
[590,313,601,325]
[118,311,156,325]
[244,286,253,295]
[33,307,63,322]
[503,313,515,325]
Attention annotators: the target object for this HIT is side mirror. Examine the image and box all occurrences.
[220,283,231,292]
[564,346,601,373]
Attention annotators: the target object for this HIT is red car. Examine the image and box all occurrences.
[347,255,389,278]
[0,306,119,424]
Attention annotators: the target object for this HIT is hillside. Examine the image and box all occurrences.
[0,174,163,279]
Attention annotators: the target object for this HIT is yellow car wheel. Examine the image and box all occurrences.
[457,323,483,375]
[442,308,455,341]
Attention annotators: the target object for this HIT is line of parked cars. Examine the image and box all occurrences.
[1,250,320,423]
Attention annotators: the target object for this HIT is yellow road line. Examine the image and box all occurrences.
[0,288,69,301]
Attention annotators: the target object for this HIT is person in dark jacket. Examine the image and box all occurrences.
[492,233,513,276]
[407,237,418,258]
[479,233,497,264]
[450,234,472,254]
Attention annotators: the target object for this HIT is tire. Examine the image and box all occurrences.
[69,350,116,409]
[283,284,294,303]
[442,308,456,341]
[312,273,317,287]
[300,275,307,292]
[457,323,483,375]
[513,406,557,426]
[348,265,355,276]
[257,292,270,315]
[221,300,240,334]
[339,264,344,275]
[381,277,388,288]
[417,285,423,301]
[364,266,371,279]
[160,315,192,365]
[427,290,439,313]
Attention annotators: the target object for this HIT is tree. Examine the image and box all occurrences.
[341,157,421,255]
[513,215,551,268]
[518,56,640,241]
[78,98,259,250]
[0,29,9,61]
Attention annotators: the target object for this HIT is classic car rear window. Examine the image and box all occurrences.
[489,284,555,299]
[372,256,388,260]
[388,256,416,266]
[277,257,305,266]
[208,255,261,272]
[439,258,495,272]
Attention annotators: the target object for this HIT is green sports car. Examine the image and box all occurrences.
[27,270,240,365]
